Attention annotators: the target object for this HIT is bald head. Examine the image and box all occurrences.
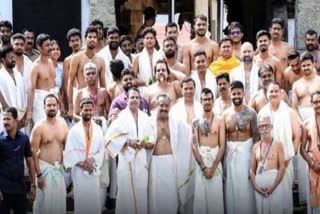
[241,42,254,64]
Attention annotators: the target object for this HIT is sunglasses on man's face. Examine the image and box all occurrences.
[230,30,241,36]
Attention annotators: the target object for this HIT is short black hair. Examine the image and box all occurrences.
[256,30,271,40]
[165,22,178,33]
[22,28,34,34]
[66,28,81,41]
[0,20,12,30]
[311,90,320,103]
[110,59,125,81]
[80,97,94,109]
[194,14,207,24]
[121,68,134,79]
[36,33,51,47]
[258,64,274,77]
[300,52,314,63]
[107,26,120,37]
[163,36,176,45]
[144,7,156,20]
[85,25,98,38]
[230,80,244,90]
[216,72,230,83]
[154,59,170,75]
[11,33,26,43]
[288,50,300,61]
[43,94,59,106]
[142,27,157,38]
[127,87,140,96]
[120,35,133,46]
[91,19,104,28]
[181,76,196,88]
[271,18,284,29]
[135,35,143,43]
[305,29,317,38]
[219,37,233,47]
[0,45,14,59]
[201,88,214,100]
[194,50,207,59]
[228,21,243,34]
[4,107,18,119]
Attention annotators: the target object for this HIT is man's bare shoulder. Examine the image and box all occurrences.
[283,66,291,76]
[273,140,284,150]
[64,55,73,63]
[245,105,258,115]
[98,87,108,95]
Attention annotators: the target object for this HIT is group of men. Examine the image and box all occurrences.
[1,11,320,214]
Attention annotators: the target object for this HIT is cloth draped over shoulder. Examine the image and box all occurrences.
[191,69,217,102]
[138,48,163,83]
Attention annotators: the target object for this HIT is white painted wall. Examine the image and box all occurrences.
[81,0,90,40]
[0,1,13,23]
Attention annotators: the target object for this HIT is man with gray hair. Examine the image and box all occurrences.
[149,92,194,214]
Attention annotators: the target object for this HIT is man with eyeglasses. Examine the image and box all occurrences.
[250,115,286,213]
[301,90,320,213]
[228,21,244,59]
[269,18,293,70]
[249,64,291,113]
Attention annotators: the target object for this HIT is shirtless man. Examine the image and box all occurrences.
[182,14,219,75]
[269,18,293,69]
[253,30,283,86]
[228,21,244,59]
[31,94,69,213]
[27,33,56,124]
[165,22,183,62]
[304,29,320,74]
[292,52,320,121]
[223,80,260,214]
[73,62,109,130]
[107,59,125,101]
[214,72,232,115]
[145,59,181,111]
[250,115,286,212]
[67,26,106,118]
[91,19,106,53]
[283,50,303,94]
[63,28,82,111]
[192,88,225,213]
[300,90,320,212]
[163,37,187,78]
[249,64,291,113]
[0,20,12,48]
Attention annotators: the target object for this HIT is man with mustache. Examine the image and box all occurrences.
[31,94,69,213]
[0,45,27,129]
[0,20,12,48]
[191,50,217,102]
[183,14,219,75]
[269,18,294,69]
[249,64,291,113]
[250,115,286,213]
[68,26,106,120]
[163,37,187,77]
[63,28,82,115]
[208,37,241,76]
[149,93,193,214]
[228,21,244,59]
[231,42,259,102]
[98,26,131,85]
[119,35,134,62]
[192,88,225,213]
[27,34,57,124]
[91,19,106,53]
[11,33,33,97]
[253,30,283,87]
[22,28,39,62]
[304,29,320,74]
[64,97,105,213]
[214,72,232,115]
[144,59,181,111]
[283,50,303,94]
[223,80,260,214]
[300,90,320,213]
[165,22,183,62]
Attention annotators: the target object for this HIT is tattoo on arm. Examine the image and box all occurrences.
[251,110,260,143]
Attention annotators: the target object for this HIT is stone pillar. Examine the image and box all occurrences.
[90,0,116,27]
[295,0,320,50]
[210,0,218,41]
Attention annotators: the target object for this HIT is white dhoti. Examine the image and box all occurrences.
[280,164,294,214]
[193,146,224,214]
[226,138,256,214]
[33,88,58,123]
[150,155,178,214]
[33,160,66,214]
[255,169,285,214]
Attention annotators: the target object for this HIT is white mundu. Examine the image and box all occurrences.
[105,107,155,214]
[193,145,224,214]
[191,69,217,102]
[138,48,162,83]
[64,120,105,214]
[98,46,131,84]
[14,54,33,93]
[33,160,66,214]
[226,138,256,214]
[149,115,194,214]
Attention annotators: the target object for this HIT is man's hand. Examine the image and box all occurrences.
[264,186,275,196]
[202,168,213,179]
[29,186,36,201]
[255,186,268,198]
[37,175,45,190]
[26,111,33,125]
